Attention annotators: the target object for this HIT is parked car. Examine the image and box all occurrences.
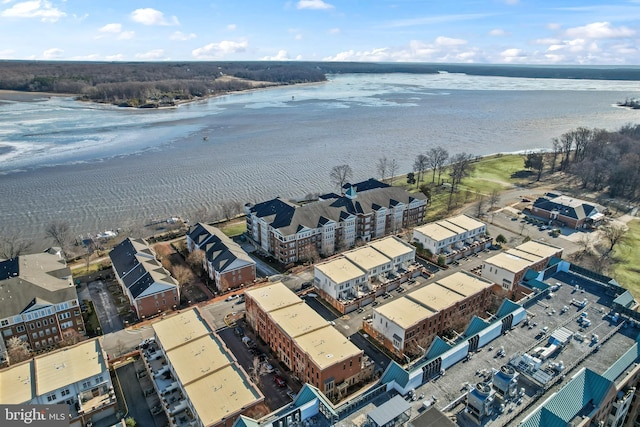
[225,294,238,302]
[234,326,244,336]
[274,374,286,387]
[262,362,275,374]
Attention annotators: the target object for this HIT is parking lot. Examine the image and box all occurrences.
[115,361,166,427]
[218,325,296,411]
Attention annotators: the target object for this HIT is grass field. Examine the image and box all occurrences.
[611,219,640,298]
[220,220,247,237]
[392,154,529,222]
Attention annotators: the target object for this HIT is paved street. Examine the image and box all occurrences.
[101,326,155,358]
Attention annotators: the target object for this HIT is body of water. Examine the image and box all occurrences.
[1,73,639,242]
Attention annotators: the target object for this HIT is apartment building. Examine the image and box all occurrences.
[245,282,365,399]
[145,309,264,427]
[0,338,116,426]
[482,240,563,292]
[314,236,416,313]
[412,214,490,262]
[0,250,85,362]
[364,271,495,358]
[109,238,180,319]
[186,223,256,293]
[245,179,427,264]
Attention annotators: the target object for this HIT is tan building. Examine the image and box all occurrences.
[147,309,264,427]
[482,240,563,291]
[0,338,116,426]
[245,282,365,399]
[364,271,495,358]
[314,236,417,313]
[109,238,180,319]
[0,250,85,362]
[186,223,256,293]
[412,214,490,262]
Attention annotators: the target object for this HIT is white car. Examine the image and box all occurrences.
[262,362,275,374]
[225,295,238,302]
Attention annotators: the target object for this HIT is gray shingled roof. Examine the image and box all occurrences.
[188,223,255,273]
[252,186,426,236]
[0,252,76,319]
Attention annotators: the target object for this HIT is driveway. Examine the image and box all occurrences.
[101,326,155,359]
[115,362,160,427]
[87,280,124,334]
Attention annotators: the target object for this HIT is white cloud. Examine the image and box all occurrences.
[42,47,63,59]
[130,8,179,26]
[1,0,65,22]
[170,31,196,41]
[118,31,135,40]
[532,37,560,45]
[547,23,561,30]
[99,23,121,33]
[105,54,124,61]
[500,48,527,63]
[135,49,165,60]
[71,54,100,60]
[0,49,15,57]
[328,28,340,35]
[296,0,333,10]
[564,22,634,39]
[434,36,467,46]
[192,40,248,59]
[227,24,236,31]
[489,29,509,37]
[262,50,302,60]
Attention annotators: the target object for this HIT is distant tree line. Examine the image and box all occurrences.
[0,61,327,106]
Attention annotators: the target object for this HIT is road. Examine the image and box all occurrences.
[80,280,124,334]
[115,362,160,427]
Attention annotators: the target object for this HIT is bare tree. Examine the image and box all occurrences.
[220,200,242,222]
[0,233,33,259]
[191,206,209,224]
[576,234,593,260]
[601,223,628,254]
[549,138,562,173]
[330,164,353,191]
[427,147,449,183]
[186,249,205,276]
[413,154,428,184]
[524,151,545,181]
[7,337,31,365]
[250,356,267,383]
[559,131,574,171]
[388,158,398,184]
[475,195,486,218]
[45,220,72,255]
[61,329,83,347]
[376,157,388,182]
[171,265,194,289]
[448,152,475,192]
[489,189,500,211]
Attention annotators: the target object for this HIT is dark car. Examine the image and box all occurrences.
[234,326,244,336]
[274,374,286,387]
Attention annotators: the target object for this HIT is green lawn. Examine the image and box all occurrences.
[220,220,247,237]
[611,219,640,298]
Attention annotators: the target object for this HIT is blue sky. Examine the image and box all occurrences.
[1,0,639,64]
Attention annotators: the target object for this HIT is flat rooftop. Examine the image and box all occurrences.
[484,251,539,274]
[514,239,563,258]
[394,269,638,427]
[445,215,486,232]
[375,298,436,329]
[368,236,415,260]
[435,271,494,297]
[0,359,33,404]
[152,309,210,352]
[269,303,332,339]
[409,283,466,312]
[245,281,302,313]
[35,338,106,396]
[184,364,262,427]
[166,334,233,386]
[315,258,366,285]
[153,308,263,426]
[343,246,392,272]
[413,223,459,241]
[294,326,362,369]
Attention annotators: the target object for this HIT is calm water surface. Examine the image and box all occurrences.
[1,73,639,241]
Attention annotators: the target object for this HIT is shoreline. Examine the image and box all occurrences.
[0,78,327,109]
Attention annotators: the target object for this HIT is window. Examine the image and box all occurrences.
[0,319,8,327]
[29,323,35,330]
[61,389,70,397]
[46,393,56,402]
[58,312,70,320]
[36,321,41,328]
[16,325,25,333]
[2,329,11,337]
[82,381,91,389]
